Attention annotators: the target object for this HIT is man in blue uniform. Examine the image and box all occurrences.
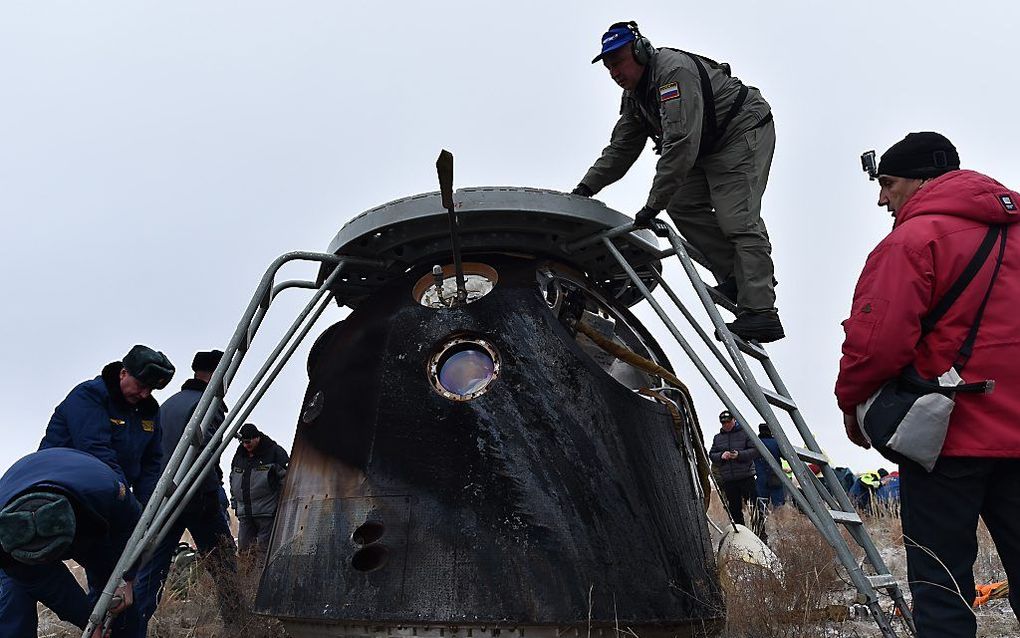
[0,448,142,637]
[133,349,245,632]
[40,345,175,505]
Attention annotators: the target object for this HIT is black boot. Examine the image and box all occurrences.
[726,310,785,343]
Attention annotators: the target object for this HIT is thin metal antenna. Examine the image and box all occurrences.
[436,149,468,304]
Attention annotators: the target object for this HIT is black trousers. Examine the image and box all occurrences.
[720,476,757,526]
[900,457,1020,637]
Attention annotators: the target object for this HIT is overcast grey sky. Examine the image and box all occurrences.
[2,1,1018,481]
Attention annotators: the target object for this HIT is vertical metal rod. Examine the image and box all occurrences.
[437,150,467,303]
[660,229,830,500]
[139,269,340,551]
[647,268,744,388]
[658,228,904,629]
[601,237,821,524]
[82,252,365,637]
[143,291,335,559]
[762,355,911,630]
[661,231,755,384]
[124,280,337,567]
[140,443,216,564]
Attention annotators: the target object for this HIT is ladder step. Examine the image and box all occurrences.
[706,286,738,314]
[732,335,770,361]
[828,509,863,525]
[710,324,770,361]
[793,446,828,466]
[760,387,797,412]
[867,574,898,589]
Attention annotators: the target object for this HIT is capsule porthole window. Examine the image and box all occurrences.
[428,337,501,401]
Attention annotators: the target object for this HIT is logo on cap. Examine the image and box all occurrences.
[603,33,620,45]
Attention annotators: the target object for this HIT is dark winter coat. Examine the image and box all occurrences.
[40,362,163,504]
[229,435,288,519]
[836,170,1020,457]
[709,422,760,482]
[158,378,226,497]
[0,448,140,572]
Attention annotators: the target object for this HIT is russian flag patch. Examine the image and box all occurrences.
[659,82,680,102]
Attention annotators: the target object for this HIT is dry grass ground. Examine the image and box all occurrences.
[38,498,1018,637]
[710,496,1017,637]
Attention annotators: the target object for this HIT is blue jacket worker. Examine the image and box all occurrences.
[0,448,142,638]
[753,423,785,508]
[133,349,245,633]
[40,345,175,505]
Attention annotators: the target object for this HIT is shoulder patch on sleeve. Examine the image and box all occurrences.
[659,82,680,102]
[999,194,1017,213]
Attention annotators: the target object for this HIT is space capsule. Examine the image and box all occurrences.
[253,187,724,637]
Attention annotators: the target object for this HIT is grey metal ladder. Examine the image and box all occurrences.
[566,220,916,638]
[82,251,387,637]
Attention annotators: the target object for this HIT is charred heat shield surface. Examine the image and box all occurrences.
[255,255,722,630]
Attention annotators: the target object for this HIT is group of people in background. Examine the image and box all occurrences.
[710,408,907,543]
[0,345,290,637]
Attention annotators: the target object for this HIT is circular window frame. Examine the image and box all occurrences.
[428,337,501,402]
[412,262,499,308]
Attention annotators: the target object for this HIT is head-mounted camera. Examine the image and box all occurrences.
[861,150,878,181]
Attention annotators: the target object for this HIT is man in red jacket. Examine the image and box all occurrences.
[836,132,1020,637]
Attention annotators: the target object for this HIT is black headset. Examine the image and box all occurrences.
[610,21,654,65]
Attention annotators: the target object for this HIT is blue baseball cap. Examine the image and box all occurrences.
[591,25,636,64]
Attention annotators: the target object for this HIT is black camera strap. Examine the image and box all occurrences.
[954,225,1008,371]
[919,224,1002,338]
[907,223,1006,392]
[898,224,1005,396]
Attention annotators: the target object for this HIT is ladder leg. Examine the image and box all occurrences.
[600,223,914,637]
[82,253,379,637]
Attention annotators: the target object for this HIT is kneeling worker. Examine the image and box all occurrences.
[0,448,141,637]
[572,21,782,342]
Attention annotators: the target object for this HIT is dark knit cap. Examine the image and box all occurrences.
[192,350,224,373]
[878,132,960,179]
[0,492,76,565]
[238,423,261,440]
[123,345,175,390]
[758,423,773,438]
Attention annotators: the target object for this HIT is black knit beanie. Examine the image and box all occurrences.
[878,132,960,179]
[192,349,224,373]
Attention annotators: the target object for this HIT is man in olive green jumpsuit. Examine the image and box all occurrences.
[571,21,783,343]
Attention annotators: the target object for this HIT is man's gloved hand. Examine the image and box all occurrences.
[570,184,594,197]
[650,219,670,237]
[634,205,660,228]
[110,579,134,614]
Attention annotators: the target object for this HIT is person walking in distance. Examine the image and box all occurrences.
[229,423,289,561]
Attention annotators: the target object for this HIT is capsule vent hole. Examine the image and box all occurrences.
[352,520,385,545]
[351,544,389,572]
